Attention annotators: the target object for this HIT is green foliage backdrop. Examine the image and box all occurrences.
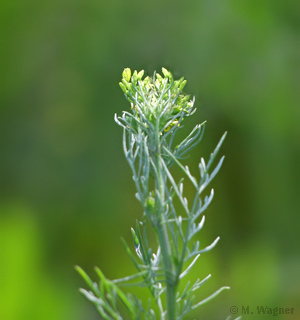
[1,1,299,319]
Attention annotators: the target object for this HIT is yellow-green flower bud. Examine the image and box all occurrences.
[144,76,151,84]
[174,77,184,88]
[185,101,193,110]
[132,70,138,83]
[119,82,127,93]
[137,70,144,80]
[131,228,139,249]
[122,79,133,92]
[156,73,162,80]
[146,196,155,214]
[172,105,182,114]
[162,68,173,82]
[122,68,131,82]
[162,67,170,78]
[179,80,187,91]
[180,94,190,103]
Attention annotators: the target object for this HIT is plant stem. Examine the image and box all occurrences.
[154,125,176,320]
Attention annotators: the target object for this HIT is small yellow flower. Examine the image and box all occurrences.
[164,120,179,132]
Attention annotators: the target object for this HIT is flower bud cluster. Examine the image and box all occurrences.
[119,68,194,133]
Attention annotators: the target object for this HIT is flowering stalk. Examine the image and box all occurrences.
[76,68,240,320]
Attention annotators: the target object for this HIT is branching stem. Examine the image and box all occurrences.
[154,122,176,320]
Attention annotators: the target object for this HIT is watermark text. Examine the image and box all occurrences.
[230,305,295,316]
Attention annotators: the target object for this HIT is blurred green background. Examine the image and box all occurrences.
[1,0,300,319]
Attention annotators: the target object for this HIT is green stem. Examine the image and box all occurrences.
[154,125,176,320]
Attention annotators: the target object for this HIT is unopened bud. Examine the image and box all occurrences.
[119,82,127,93]
[137,70,144,80]
[180,94,190,103]
[179,80,187,91]
[172,106,182,115]
[122,68,131,82]
[144,76,151,84]
[132,70,138,83]
[122,79,133,92]
[156,73,162,80]
[131,228,139,249]
[162,67,170,78]
[146,196,155,213]
[175,77,184,88]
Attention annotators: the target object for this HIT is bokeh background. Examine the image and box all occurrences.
[1,0,300,319]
